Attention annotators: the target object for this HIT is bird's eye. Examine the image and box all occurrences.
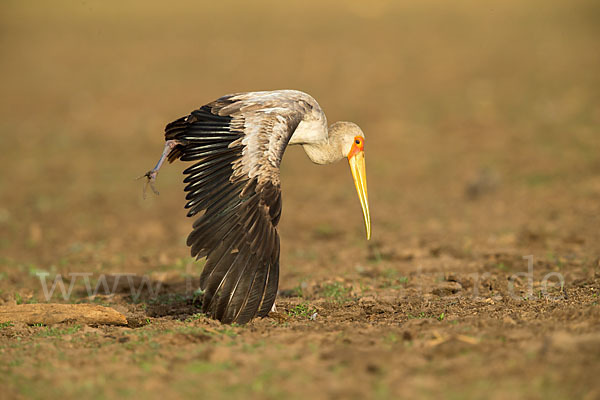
[355,139,361,145]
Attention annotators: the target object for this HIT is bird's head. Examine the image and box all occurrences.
[330,122,371,240]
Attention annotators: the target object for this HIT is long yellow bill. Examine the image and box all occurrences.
[348,150,371,240]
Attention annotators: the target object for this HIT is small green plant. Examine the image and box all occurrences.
[379,269,408,289]
[322,283,351,303]
[8,358,23,367]
[289,285,304,298]
[287,302,317,318]
[130,294,142,304]
[384,333,398,344]
[185,360,232,374]
[241,340,267,353]
[546,252,564,268]
[217,327,238,338]
[370,246,384,263]
[13,293,38,305]
[35,325,81,337]
[438,312,445,321]
[184,313,205,322]
[25,263,49,278]
[408,312,427,319]
[191,288,204,304]
[0,321,13,329]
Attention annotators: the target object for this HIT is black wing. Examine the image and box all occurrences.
[164,94,306,324]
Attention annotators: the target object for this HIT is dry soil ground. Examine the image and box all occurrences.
[0,1,599,399]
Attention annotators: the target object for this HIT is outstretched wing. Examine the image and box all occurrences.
[164,91,318,324]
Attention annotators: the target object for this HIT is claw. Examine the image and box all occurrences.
[137,170,160,199]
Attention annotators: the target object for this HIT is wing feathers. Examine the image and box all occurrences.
[163,91,319,323]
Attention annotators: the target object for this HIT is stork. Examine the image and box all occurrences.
[143,90,370,324]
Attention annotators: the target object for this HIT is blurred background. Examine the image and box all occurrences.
[0,0,599,398]
[1,0,599,262]
[1,0,599,266]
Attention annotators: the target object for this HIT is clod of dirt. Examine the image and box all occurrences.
[0,303,128,326]
[365,363,382,374]
[126,316,150,328]
[268,311,289,323]
[358,296,377,306]
[432,282,463,296]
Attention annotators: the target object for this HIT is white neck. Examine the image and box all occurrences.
[289,119,345,165]
[302,140,343,165]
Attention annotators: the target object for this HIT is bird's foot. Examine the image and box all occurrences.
[268,311,288,323]
[137,169,160,199]
[268,303,289,323]
[138,139,184,199]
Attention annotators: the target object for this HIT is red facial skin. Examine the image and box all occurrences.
[347,136,365,159]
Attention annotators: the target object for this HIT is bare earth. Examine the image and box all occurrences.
[0,1,599,399]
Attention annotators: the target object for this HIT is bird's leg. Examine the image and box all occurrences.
[139,139,183,198]
[268,303,289,323]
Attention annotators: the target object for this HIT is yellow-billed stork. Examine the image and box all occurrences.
[143,90,370,324]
